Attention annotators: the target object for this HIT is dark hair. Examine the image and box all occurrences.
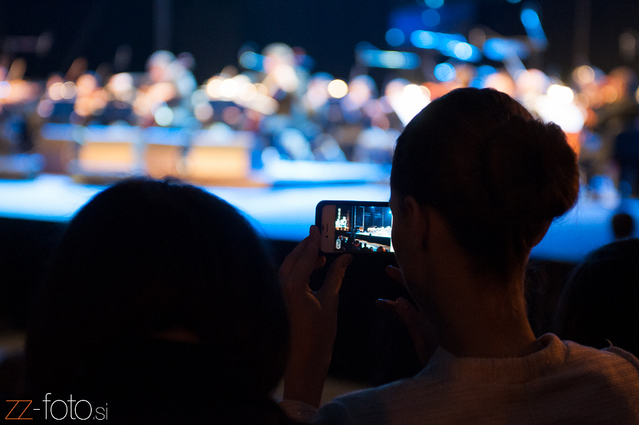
[26,178,289,423]
[391,88,579,274]
[554,238,639,356]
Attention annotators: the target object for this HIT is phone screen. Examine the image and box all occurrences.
[316,201,393,254]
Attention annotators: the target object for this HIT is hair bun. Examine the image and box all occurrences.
[482,116,579,225]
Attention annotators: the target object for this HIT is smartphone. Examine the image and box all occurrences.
[316,200,393,254]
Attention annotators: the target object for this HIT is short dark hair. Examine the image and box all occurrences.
[391,88,579,274]
[27,178,289,422]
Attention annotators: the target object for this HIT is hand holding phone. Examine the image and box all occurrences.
[279,226,353,407]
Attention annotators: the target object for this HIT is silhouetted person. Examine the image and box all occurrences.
[554,238,639,357]
[26,178,294,424]
[279,88,639,424]
[612,212,635,239]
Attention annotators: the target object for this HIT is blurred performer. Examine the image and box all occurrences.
[590,67,639,185]
[134,51,197,128]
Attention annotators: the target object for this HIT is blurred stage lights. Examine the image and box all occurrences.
[520,8,541,29]
[0,81,11,99]
[434,63,456,82]
[357,49,421,69]
[453,42,473,60]
[547,84,574,104]
[411,30,438,49]
[60,82,77,100]
[573,65,596,85]
[239,51,262,71]
[424,0,444,8]
[422,9,440,27]
[48,82,63,101]
[410,30,478,62]
[327,79,348,98]
[206,78,222,98]
[153,104,174,127]
[483,38,530,61]
[386,28,405,47]
[520,7,547,49]
[220,79,239,99]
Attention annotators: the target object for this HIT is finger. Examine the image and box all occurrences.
[376,299,398,316]
[395,297,421,330]
[318,254,352,298]
[280,226,315,277]
[286,226,322,284]
[386,265,405,287]
[314,255,327,270]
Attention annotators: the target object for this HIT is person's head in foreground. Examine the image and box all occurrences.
[26,178,290,424]
[390,87,580,357]
[280,88,639,424]
[554,237,639,357]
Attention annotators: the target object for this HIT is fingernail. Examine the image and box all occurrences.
[344,255,353,266]
[376,299,392,308]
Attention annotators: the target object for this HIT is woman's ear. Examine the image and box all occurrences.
[404,196,430,252]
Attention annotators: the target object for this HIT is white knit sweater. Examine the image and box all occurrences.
[280,334,639,424]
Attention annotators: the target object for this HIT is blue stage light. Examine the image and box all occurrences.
[483,38,530,60]
[477,65,497,77]
[434,63,456,82]
[521,7,547,50]
[425,0,444,8]
[386,28,405,47]
[356,49,421,69]
[520,8,541,29]
[411,30,438,49]
[453,42,473,60]
[239,51,263,71]
[422,9,440,27]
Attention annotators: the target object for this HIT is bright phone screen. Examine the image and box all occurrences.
[318,201,393,254]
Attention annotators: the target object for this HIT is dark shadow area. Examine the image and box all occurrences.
[0,218,578,387]
[0,218,67,328]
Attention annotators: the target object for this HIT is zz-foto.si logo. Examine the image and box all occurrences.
[5,394,108,421]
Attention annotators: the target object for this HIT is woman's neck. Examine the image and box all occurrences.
[428,266,537,358]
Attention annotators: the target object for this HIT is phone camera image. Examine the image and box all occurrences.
[318,201,393,254]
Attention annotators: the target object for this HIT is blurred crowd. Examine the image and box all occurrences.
[1,42,639,192]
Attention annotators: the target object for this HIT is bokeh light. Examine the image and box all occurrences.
[434,63,456,82]
[422,9,440,27]
[573,65,596,85]
[547,84,574,104]
[0,81,11,99]
[425,0,444,8]
[386,28,405,47]
[327,79,348,98]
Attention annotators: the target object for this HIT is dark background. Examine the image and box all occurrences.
[1,0,638,83]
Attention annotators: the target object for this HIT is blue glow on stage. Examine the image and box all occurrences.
[0,175,634,263]
[0,174,390,243]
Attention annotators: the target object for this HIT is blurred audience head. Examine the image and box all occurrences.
[554,238,639,356]
[27,177,289,424]
[612,212,635,239]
